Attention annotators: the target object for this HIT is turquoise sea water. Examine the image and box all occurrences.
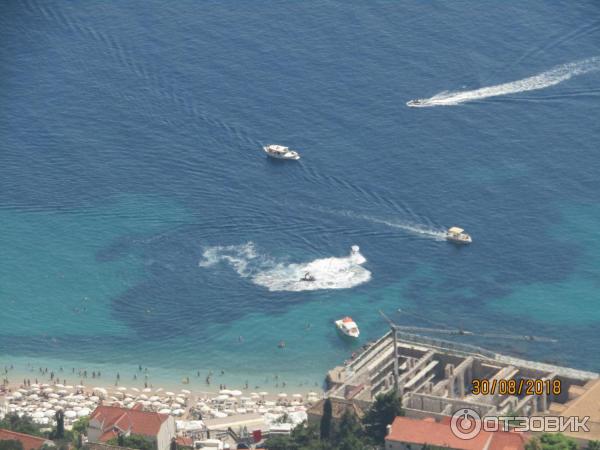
[1,1,599,391]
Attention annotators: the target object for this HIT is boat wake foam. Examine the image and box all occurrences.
[199,242,371,292]
[363,216,447,240]
[407,56,600,107]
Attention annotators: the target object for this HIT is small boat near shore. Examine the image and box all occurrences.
[407,99,427,107]
[263,144,300,160]
[446,226,472,244]
[335,317,360,339]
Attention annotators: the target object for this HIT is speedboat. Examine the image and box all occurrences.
[300,272,315,282]
[335,316,360,339]
[446,226,472,244]
[263,144,300,160]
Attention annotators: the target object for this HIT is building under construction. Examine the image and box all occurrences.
[325,328,598,420]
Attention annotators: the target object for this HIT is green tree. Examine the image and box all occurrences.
[54,410,65,440]
[362,389,404,444]
[587,441,600,450]
[320,399,333,441]
[526,433,578,450]
[0,440,24,450]
[107,434,156,450]
[0,413,43,437]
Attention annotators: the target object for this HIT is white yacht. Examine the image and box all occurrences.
[446,226,472,244]
[263,144,300,160]
[335,316,360,339]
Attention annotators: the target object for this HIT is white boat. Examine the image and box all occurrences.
[263,144,300,160]
[446,226,472,244]
[335,316,360,339]
[406,99,426,107]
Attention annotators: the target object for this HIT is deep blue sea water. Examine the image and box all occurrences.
[1,1,599,391]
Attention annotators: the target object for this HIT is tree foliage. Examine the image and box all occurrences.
[362,389,404,444]
[0,440,24,450]
[0,414,43,437]
[525,433,578,450]
[320,399,333,441]
[107,434,156,450]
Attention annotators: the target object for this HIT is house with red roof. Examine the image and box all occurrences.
[0,429,54,450]
[385,416,528,450]
[87,405,175,450]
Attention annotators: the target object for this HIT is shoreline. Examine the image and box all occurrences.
[0,357,326,398]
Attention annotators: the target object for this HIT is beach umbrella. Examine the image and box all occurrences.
[44,410,56,418]
[12,392,22,399]
[277,393,287,398]
[152,401,162,407]
[265,401,276,407]
[78,407,91,417]
[43,387,54,393]
[117,386,127,391]
[76,385,85,389]
[65,385,74,389]
[158,408,171,414]
[89,395,100,402]
[93,387,107,396]
[55,383,64,388]
[32,411,45,419]
[236,408,247,414]
[180,389,191,395]
[175,397,186,404]
[155,388,163,392]
[148,395,159,402]
[41,383,50,388]
[172,408,184,416]
[308,392,317,396]
[219,389,232,395]
[143,387,152,392]
[215,394,229,401]
[230,390,242,397]
[64,410,77,419]
[139,394,148,400]
[292,393,302,399]
[28,394,39,400]
[213,411,228,418]
[259,391,268,397]
[257,406,268,414]
[165,391,175,396]
[131,387,139,392]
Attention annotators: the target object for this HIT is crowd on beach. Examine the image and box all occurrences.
[0,363,320,431]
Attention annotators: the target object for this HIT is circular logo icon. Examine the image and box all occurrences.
[451,408,482,440]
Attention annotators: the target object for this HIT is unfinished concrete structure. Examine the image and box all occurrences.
[326,329,598,419]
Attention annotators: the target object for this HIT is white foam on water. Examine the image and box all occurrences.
[364,216,447,240]
[198,242,259,278]
[407,56,600,107]
[198,242,371,292]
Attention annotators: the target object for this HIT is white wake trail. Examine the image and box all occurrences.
[407,56,600,107]
[362,215,447,241]
[199,242,371,292]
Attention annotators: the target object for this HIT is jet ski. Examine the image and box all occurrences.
[406,99,426,107]
[300,272,315,282]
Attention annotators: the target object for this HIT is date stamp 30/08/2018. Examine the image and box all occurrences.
[471,378,562,396]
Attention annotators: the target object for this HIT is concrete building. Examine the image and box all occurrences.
[88,404,176,450]
[326,330,598,420]
[306,397,367,428]
[385,416,528,450]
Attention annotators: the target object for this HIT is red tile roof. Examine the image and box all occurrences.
[90,405,169,440]
[0,429,50,450]
[489,431,529,450]
[386,417,528,450]
[386,417,491,450]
